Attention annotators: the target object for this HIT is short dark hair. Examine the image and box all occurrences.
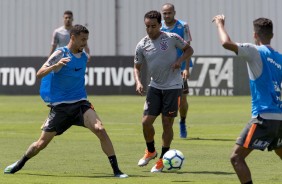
[144,10,162,24]
[253,18,273,40]
[64,10,73,17]
[70,24,89,37]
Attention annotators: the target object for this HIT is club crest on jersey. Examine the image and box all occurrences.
[177,24,183,29]
[160,41,168,51]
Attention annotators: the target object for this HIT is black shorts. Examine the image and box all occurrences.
[236,116,282,151]
[182,78,189,95]
[41,100,94,135]
[143,86,181,117]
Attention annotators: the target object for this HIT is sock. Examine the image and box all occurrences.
[146,141,155,153]
[11,155,30,173]
[180,117,186,123]
[108,155,122,174]
[159,147,170,159]
[244,181,253,184]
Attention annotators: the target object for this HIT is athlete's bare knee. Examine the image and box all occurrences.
[230,152,243,166]
[275,149,282,159]
[93,125,107,138]
[142,121,152,128]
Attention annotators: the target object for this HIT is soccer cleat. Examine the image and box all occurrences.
[4,161,19,174]
[138,149,157,166]
[150,159,164,173]
[114,171,129,178]
[179,121,187,138]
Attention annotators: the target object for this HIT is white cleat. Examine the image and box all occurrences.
[114,173,129,178]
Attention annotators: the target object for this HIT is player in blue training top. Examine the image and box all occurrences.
[161,3,193,138]
[4,25,128,178]
[213,15,282,184]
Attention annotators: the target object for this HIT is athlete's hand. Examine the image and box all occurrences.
[182,69,190,80]
[212,14,225,26]
[54,57,71,69]
[136,82,145,96]
[171,61,182,71]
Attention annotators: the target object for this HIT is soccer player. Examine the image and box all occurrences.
[4,25,128,178]
[49,10,90,57]
[213,14,282,184]
[134,10,193,172]
[161,3,193,138]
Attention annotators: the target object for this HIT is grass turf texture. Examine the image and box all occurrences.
[0,95,281,184]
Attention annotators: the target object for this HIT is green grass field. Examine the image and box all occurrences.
[0,95,281,184]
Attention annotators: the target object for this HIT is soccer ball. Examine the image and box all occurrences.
[162,149,185,170]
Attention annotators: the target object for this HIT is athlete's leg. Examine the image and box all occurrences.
[4,131,56,174]
[161,115,174,148]
[179,93,188,119]
[179,79,189,138]
[25,131,56,158]
[83,108,128,178]
[274,148,282,159]
[150,115,174,173]
[230,144,253,183]
[142,115,158,143]
[138,115,158,167]
[83,109,115,156]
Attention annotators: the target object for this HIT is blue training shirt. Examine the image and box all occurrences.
[251,45,282,116]
[161,19,193,70]
[237,43,282,119]
[40,46,88,104]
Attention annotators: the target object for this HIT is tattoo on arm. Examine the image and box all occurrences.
[46,51,63,66]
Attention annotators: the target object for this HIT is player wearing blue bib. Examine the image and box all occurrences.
[213,15,282,184]
[161,3,193,138]
[4,25,128,178]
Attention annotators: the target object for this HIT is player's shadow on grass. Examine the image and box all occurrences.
[162,170,234,175]
[23,172,149,178]
[188,137,235,142]
[162,171,235,183]
[188,171,235,175]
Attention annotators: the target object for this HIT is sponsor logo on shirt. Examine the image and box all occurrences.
[267,57,282,69]
[75,68,82,71]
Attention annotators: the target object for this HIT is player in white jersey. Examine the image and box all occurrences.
[49,10,90,57]
[161,3,193,138]
[134,10,193,172]
[213,14,282,184]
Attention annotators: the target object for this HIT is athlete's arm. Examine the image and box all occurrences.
[133,43,145,95]
[134,63,145,96]
[212,14,238,54]
[84,44,91,62]
[49,44,57,57]
[37,50,69,79]
[172,44,194,71]
[84,44,90,55]
[183,41,191,80]
[49,30,58,56]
